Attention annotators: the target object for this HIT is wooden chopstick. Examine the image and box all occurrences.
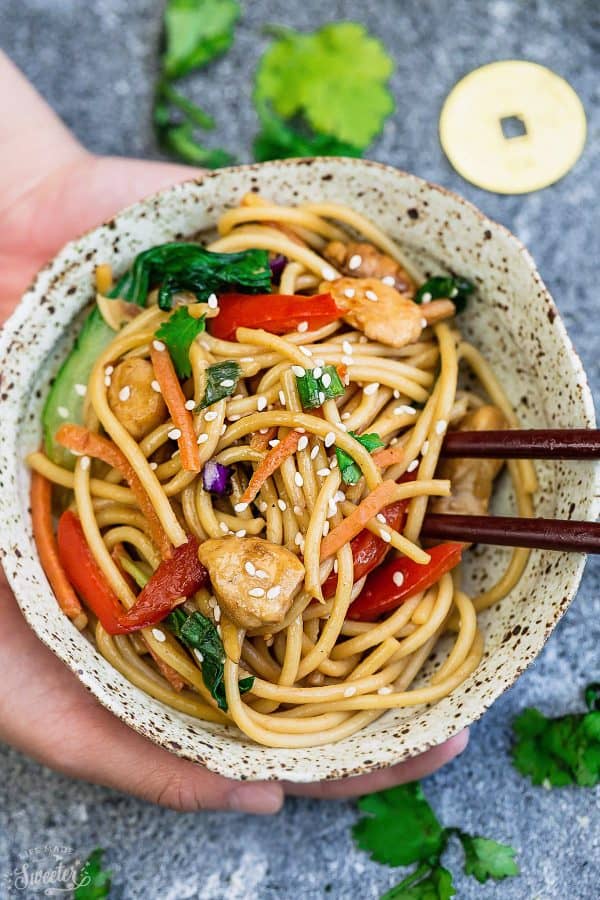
[421,514,600,553]
[440,428,600,460]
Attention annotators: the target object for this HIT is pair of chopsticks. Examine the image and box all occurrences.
[420,428,600,553]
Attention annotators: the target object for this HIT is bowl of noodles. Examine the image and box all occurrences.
[0,158,596,782]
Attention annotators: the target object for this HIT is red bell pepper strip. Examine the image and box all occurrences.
[348,542,464,621]
[57,509,129,634]
[209,292,341,341]
[116,535,208,633]
[322,499,408,599]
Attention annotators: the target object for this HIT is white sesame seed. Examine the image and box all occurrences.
[168,428,182,440]
[393,389,401,399]
[234,502,248,513]
[341,411,351,420]
[330,456,338,468]
[79,455,90,471]
[382,275,396,286]
[292,365,306,377]
[365,289,378,302]
[152,628,166,642]
[207,293,218,309]
[344,686,357,697]
[380,530,392,543]
[219,521,229,533]
[204,410,217,421]
[396,405,417,416]
[407,459,419,472]
[228,414,241,422]
[240,357,254,364]
[197,433,209,444]
[334,491,346,504]
[105,365,114,375]
[279,390,286,406]
[220,379,235,388]
[420,317,428,329]
[322,265,336,281]
[277,499,287,511]
[392,571,405,587]
[297,320,309,333]
[259,428,269,434]
[341,355,353,366]
[194,649,204,664]
[294,531,303,546]
[104,376,111,387]
[57,405,69,419]
[321,373,332,389]
[255,569,268,580]
[325,431,336,448]
[267,585,281,600]
[149,461,158,470]
[214,605,221,622]
[269,439,280,448]
[317,467,331,477]
[220,424,227,435]
[420,291,432,303]
[152,340,165,351]
[322,521,330,537]
[364,382,379,396]
[258,501,268,513]
[245,561,256,576]
[312,366,323,379]
[435,419,448,435]
[293,505,302,516]
[300,346,313,357]
[376,513,386,523]
[297,435,309,451]
[343,287,356,299]
[342,340,353,355]
[118,385,131,402]
[181,399,194,411]
[235,529,247,537]
[74,383,87,397]
[151,380,161,393]
[217,624,222,637]
[310,444,319,460]
[257,395,267,411]
[421,440,430,455]
[378,685,393,695]
[249,587,265,598]
[294,472,304,488]
[348,254,362,270]
[319,391,326,405]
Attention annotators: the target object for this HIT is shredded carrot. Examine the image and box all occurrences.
[30,470,87,629]
[144,638,186,691]
[250,426,278,452]
[95,263,113,295]
[150,345,201,473]
[372,446,405,469]
[56,424,172,560]
[320,480,402,561]
[241,429,302,504]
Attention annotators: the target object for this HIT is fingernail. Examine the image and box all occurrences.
[227,783,283,815]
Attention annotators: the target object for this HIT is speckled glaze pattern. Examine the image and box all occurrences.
[0,158,597,782]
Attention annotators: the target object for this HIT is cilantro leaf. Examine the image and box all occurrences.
[382,865,456,900]
[163,0,240,79]
[353,783,446,868]
[253,99,362,162]
[154,83,235,168]
[458,833,519,884]
[254,22,394,150]
[74,848,111,900]
[336,432,385,485]
[155,307,206,379]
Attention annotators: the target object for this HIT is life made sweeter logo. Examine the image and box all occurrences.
[3,844,92,896]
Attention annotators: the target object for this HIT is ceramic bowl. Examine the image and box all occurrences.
[0,158,597,782]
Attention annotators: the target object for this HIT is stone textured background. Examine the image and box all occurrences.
[1,1,599,897]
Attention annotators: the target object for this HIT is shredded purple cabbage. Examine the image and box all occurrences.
[202,459,232,495]
[269,254,287,281]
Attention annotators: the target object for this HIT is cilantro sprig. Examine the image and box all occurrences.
[353,782,519,898]
[74,848,111,900]
[512,682,600,787]
[155,307,206,379]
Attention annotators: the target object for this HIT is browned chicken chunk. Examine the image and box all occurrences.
[198,536,305,630]
[430,405,508,516]
[324,240,416,297]
[107,357,167,441]
[322,277,455,349]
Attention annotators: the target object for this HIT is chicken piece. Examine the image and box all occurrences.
[324,240,416,297]
[430,405,508,516]
[322,277,455,349]
[107,357,167,441]
[198,536,305,631]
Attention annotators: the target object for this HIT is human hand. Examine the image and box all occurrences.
[0,52,468,813]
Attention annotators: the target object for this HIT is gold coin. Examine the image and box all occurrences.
[439,60,587,194]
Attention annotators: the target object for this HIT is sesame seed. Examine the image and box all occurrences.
[298,435,309,451]
[300,346,313,357]
[450,286,459,298]
[321,373,332,389]
[214,605,221,622]
[194,649,204,663]
[328,500,337,517]
[435,419,447,435]
[407,459,419,472]
[330,456,338,468]
[382,275,395,286]
[57,405,69,419]
[245,561,256,576]
[317,467,331,477]
[220,424,227,435]
[420,291,432,304]
[204,410,217,421]
[259,428,269,434]
[168,428,182,440]
[279,391,286,406]
[293,505,303,515]
[393,571,405,587]
[334,492,345,504]
[376,513,386,523]
[342,340,353,355]
[152,628,166,642]
[395,405,417,416]
[217,624,222,637]
[378,685,393,695]
[341,411,351,420]
[277,499,287,512]
[322,265,336,281]
[297,320,309,333]
[294,531,303,546]
[380,530,392,543]
[79,455,90,471]
[151,380,161,393]
[105,365,114,375]
[344,686,357,697]
[420,318,428,329]
[118,385,131,402]
[292,365,306,377]
[104,376,111,387]
[364,382,379,396]
[219,521,229,533]
[393,389,401,399]
[149,461,158,470]
[197,433,209,444]
[325,431,336,447]
[249,587,265,598]
[319,391,325,405]
[257,395,267,411]
[312,366,322,379]
[235,529,247,537]
[240,357,254,363]
[74,383,87,397]
[341,355,353,366]
[234,502,248,513]
[267,585,281,600]
[322,521,330,537]
[181,399,194,411]
[258,501,268,513]
[365,289,378,302]
[343,287,356,299]
[269,439,280,448]
[228,414,241,422]
[207,293,218,309]
[153,340,165,351]
[255,569,268,580]
[421,440,430,455]
[348,254,362,270]
[220,379,235,388]
[294,472,304,488]
[310,444,319,460]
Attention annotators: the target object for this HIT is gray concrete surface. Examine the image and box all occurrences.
[1,1,599,897]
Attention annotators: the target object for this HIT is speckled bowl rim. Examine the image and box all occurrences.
[0,157,598,782]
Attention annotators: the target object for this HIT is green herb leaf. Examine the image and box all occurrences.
[74,848,111,900]
[336,431,384,485]
[197,360,241,409]
[154,85,235,168]
[255,22,394,149]
[253,99,362,162]
[167,609,253,709]
[162,0,240,79]
[117,554,150,589]
[295,364,345,410]
[155,307,206,379]
[414,276,474,314]
[382,864,456,900]
[112,242,271,310]
[458,833,519,884]
[353,783,446,868]
[585,682,600,711]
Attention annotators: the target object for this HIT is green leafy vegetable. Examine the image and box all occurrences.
[414,276,474,314]
[118,554,150,589]
[512,683,600,787]
[336,432,385,484]
[353,782,518,898]
[155,307,206,379]
[253,98,362,163]
[167,609,253,709]
[112,242,271,310]
[196,360,242,409]
[74,848,111,900]
[254,22,394,150]
[295,364,345,410]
